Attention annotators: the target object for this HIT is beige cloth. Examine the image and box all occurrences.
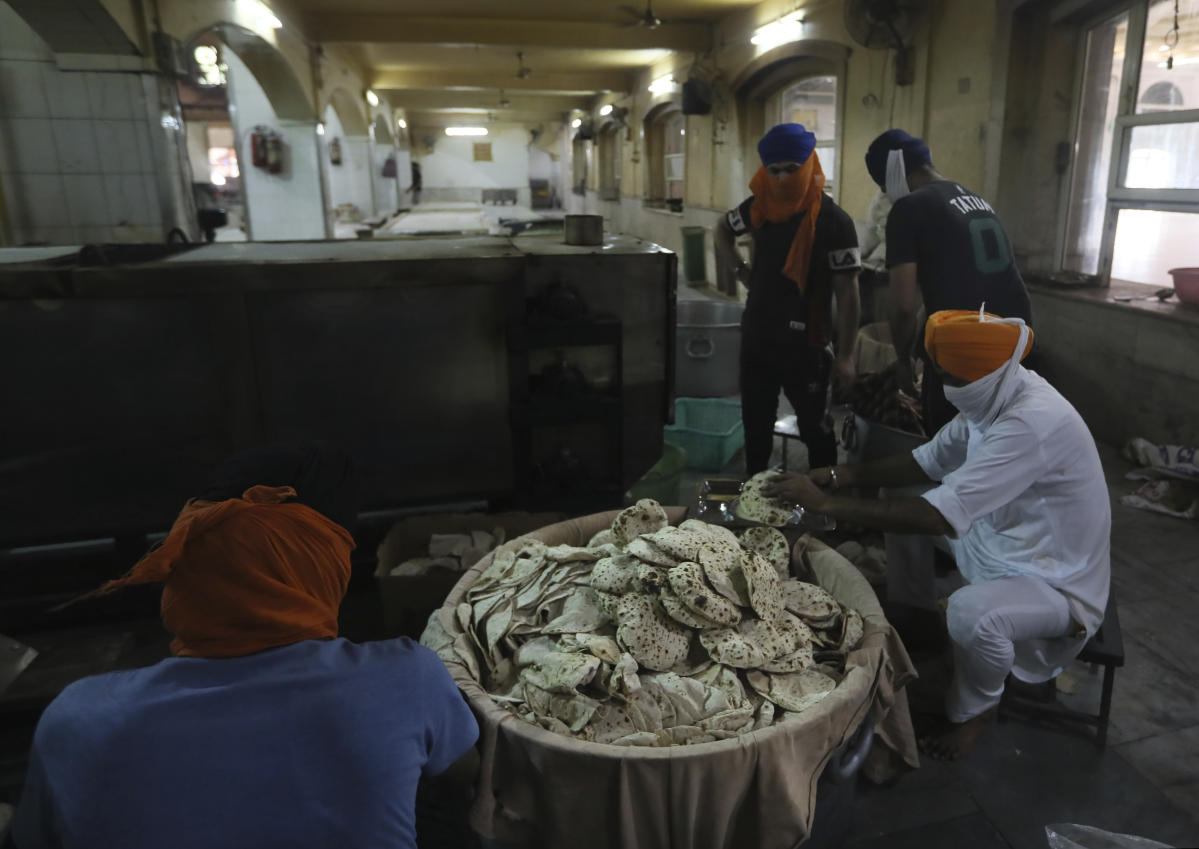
[433,508,919,849]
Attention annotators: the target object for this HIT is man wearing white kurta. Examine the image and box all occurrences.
[764,308,1110,759]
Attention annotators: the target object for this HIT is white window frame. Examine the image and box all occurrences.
[1059,0,1199,283]
[767,75,842,203]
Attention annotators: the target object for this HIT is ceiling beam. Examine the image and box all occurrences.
[373,69,633,94]
[386,89,589,112]
[405,111,566,127]
[304,14,711,52]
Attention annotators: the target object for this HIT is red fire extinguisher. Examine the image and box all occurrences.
[266,132,283,174]
[249,127,284,173]
[250,126,269,168]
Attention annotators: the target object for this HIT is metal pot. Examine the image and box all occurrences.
[675,299,744,397]
[564,214,603,246]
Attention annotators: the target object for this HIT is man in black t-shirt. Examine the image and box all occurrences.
[865,129,1032,432]
[716,123,861,476]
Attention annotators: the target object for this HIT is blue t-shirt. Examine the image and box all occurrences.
[13,637,479,849]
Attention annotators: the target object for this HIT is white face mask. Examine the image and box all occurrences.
[885,148,910,203]
[941,319,1031,429]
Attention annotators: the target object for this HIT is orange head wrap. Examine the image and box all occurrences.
[748,151,825,293]
[924,309,1034,383]
[87,485,355,658]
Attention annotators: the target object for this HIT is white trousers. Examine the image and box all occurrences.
[944,576,1078,722]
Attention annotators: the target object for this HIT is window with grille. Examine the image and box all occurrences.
[765,75,839,201]
[1062,0,1199,287]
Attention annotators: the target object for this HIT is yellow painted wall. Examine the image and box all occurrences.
[587,0,1005,221]
[922,0,999,193]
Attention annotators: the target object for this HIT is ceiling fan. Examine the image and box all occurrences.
[618,1,662,28]
[617,1,706,30]
[515,51,532,79]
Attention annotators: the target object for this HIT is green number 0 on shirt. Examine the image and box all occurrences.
[968,218,1012,274]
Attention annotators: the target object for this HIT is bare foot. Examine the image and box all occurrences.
[918,708,997,761]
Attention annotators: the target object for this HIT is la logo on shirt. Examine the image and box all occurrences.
[829,247,860,270]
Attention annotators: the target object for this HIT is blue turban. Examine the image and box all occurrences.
[865,129,932,188]
[758,123,816,166]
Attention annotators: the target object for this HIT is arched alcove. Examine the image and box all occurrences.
[733,40,850,200]
[188,23,315,122]
[373,114,394,145]
[327,88,370,137]
[184,23,325,241]
[643,100,685,207]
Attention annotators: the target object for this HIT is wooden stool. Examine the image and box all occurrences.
[1001,591,1124,748]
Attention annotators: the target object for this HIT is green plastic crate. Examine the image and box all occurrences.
[627,442,688,505]
[664,397,744,472]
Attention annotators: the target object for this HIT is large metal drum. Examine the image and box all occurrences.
[675,299,744,397]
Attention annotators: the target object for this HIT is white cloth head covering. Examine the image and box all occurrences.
[884,148,910,203]
[942,306,1031,431]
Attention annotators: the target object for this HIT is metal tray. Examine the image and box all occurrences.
[692,478,835,531]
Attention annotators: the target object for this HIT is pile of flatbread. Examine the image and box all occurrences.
[422,499,864,747]
[734,471,799,526]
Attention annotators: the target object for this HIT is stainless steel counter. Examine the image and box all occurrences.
[0,236,676,547]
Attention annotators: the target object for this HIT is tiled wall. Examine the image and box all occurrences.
[1028,289,1199,447]
[0,3,164,245]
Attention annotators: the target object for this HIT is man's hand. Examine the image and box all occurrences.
[761,473,828,513]
[734,260,751,286]
[807,466,835,488]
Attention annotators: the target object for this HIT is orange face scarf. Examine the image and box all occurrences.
[925,310,1034,382]
[88,485,355,658]
[748,151,825,293]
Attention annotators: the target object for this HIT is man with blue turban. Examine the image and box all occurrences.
[864,129,1033,433]
[715,123,861,476]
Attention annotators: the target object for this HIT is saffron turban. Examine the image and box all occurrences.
[924,309,1034,383]
[74,442,359,658]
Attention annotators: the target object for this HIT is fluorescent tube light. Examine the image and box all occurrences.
[751,13,803,50]
[648,74,676,95]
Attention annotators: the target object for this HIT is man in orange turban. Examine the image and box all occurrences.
[715,123,861,477]
[764,311,1110,761]
[14,443,479,849]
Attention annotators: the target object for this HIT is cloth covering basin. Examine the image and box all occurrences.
[427,507,919,849]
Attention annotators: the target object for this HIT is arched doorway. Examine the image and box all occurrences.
[644,102,685,210]
[371,114,399,216]
[183,23,325,241]
[322,88,373,235]
[733,41,849,203]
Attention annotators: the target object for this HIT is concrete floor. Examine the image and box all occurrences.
[2,278,1196,845]
[669,280,1199,847]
